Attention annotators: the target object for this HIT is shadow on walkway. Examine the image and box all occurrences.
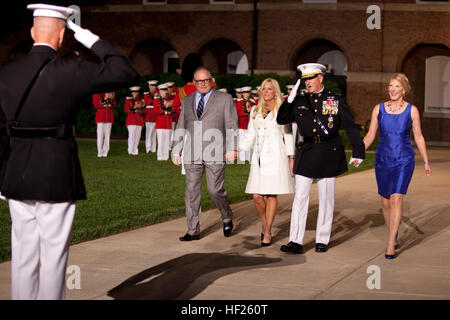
[107,239,285,300]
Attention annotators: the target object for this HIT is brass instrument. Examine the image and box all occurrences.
[101,97,113,108]
[134,99,145,114]
[242,99,254,116]
[128,98,144,115]
[157,96,173,116]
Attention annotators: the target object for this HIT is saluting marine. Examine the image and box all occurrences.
[277,63,365,254]
[0,3,138,300]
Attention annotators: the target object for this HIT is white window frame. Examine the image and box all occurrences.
[303,0,337,3]
[423,55,450,118]
[416,0,450,4]
[143,0,168,5]
[210,0,235,4]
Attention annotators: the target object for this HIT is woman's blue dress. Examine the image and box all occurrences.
[375,103,415,197]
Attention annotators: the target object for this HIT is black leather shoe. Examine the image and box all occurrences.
[315,243,328,252]
[223,221,233,237]
[179,233,200,241]
[280,241,303,254]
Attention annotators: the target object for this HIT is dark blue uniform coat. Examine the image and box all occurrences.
[277,89,365,178]
[0,40,138,202]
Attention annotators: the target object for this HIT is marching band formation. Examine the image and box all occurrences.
[93,82,298,160]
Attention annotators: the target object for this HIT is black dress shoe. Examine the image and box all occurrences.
[179,233,200,241]
[223,221,233,237]
[315,243,327,252]
[280,241,303,254]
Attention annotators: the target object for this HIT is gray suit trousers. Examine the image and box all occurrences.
[184,163,233,235]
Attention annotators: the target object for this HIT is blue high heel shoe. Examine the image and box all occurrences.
[385,251,396,259]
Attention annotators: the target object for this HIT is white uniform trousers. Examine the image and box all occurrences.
[9,199,76,300]
[156,129,171,160]
[145,122,156,153]
[96,122,112,157]
[289,175,335,245]
[127,125,142,155]
[238,129,251,162]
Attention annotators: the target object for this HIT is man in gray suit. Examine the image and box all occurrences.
[172,67,238,241]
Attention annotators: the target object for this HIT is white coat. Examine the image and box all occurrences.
[241,108,295,195]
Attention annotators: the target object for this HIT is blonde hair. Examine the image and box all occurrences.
[390,73,411,96]
[252,78,283,120]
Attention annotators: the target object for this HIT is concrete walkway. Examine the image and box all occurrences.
[0,148,449,300]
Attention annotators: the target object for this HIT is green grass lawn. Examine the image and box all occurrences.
[0,139,375,262]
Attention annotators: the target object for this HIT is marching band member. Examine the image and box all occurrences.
[125,86,145,155]
[236,88,243,100]
[166,82,177,148]
[153,83,174,160]
[236,86,255,162]
[143,80,158,153]
[93,91,116,157]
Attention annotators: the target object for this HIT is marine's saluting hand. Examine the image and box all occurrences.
[67,20,100,49]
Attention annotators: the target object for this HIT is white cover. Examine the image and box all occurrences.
[241,109,295,195]
[27,3,78,20]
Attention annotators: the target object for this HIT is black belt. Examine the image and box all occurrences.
[303,132,340,144]
[9,124,74,139]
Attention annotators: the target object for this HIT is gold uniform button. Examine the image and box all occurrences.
[313,128,316,132]
[314,99,318,103]
[315,109,318,113]
[313,119,317,122]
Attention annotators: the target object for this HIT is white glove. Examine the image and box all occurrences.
[67,20,100,49]
[287,79,301,103]
[349,157,363,167]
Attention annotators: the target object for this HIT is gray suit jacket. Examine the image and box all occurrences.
[173,89,238,164]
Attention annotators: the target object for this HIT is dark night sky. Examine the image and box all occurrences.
[0,1,108,37]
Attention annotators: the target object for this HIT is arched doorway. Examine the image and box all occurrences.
[402,43,450,144]
[402,43,450,114]
[198,38,248,75]
[292,39,348,94]
[129,39,180,75]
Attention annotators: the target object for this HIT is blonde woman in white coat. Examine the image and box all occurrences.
[240,78,295,246]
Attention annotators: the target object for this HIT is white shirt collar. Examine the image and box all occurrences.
[33,42,57,51]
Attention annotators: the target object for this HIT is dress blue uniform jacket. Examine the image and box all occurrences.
[0,40,139,202]
[277,88,365,178]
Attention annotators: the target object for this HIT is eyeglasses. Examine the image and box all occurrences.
[194,78,212,85]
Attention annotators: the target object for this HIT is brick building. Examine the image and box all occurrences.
[1,0,449,144]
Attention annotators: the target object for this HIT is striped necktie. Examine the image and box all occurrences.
[197,93,205,119]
